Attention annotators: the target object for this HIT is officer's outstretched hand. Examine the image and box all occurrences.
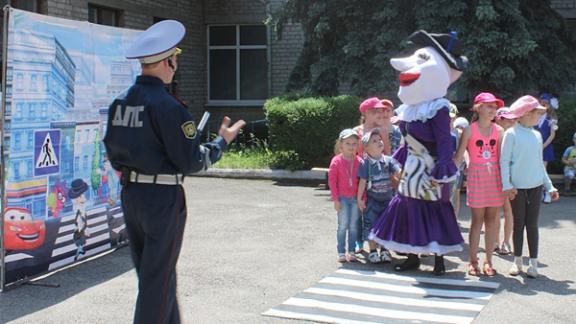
[219,116,246,144]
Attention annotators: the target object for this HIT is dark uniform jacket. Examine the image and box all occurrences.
[103,75,226,175]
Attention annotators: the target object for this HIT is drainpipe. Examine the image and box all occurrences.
[259,0,272,98]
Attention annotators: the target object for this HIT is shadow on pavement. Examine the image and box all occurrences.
[0,247,133,323]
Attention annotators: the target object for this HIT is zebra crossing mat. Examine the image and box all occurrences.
[263,268,499,324]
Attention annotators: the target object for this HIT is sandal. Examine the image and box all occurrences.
[346,253,357,262]
[498,243,512,255]
[483,262,497,277]
[468,261,481,276]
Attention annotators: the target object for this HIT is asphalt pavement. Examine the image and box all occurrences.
[1,177,575,323]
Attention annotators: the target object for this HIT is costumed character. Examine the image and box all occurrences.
[369,30,467,275]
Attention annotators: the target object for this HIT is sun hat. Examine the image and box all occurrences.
[380,99,394,110]
[453,117,469,129]
[449,103,459,118]
[539,92,553,101]
[502,95,546,119]
[496,107,513,120]
[359,97,386,113]
[473,92,504,108]
[361,128,381,145]
[339,128,359,140]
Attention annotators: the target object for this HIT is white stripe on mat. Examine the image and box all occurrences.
[320,277,492,300]
[305,287,484,312]
[336,269,499,289]
[263,309,380,324]
[282,297,474,324]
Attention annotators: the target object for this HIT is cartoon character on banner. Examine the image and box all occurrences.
[369,30,467,275]
[3,207,46,251]
[47,183,67,218]
[68,178,91,261]
[102,154,120,205]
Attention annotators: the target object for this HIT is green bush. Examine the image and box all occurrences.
[549,98,576,174]
[265,95,361,169]
[267,150,306,171]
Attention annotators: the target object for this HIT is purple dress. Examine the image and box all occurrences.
[369,106,464,255]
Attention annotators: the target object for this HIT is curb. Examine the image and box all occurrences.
[192,168,327,181]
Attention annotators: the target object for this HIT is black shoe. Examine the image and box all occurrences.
[433,255,446,276]
[394,254,420,271]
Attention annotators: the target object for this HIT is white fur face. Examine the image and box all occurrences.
[390,47,460,105]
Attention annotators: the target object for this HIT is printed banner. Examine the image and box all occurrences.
[1,8,141,286]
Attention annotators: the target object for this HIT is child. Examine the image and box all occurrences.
[494,107,517,255]
[535,93,559,203]
[561,132,576,195]
[500,95,560,278]
[357,128,401,263]
[449,106,466,219]
[354,97,392,253]
[354,97,392,157]
[454,92,505,276]
[328,129,362,262]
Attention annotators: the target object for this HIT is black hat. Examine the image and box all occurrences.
[68,178,88,199]
[407,30,468,71]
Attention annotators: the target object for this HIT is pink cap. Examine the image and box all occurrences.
[359,97,386,113]
[502,95,546,119]
[473,92,504,108]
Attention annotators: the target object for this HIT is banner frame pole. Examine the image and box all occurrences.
[0,5,12,292]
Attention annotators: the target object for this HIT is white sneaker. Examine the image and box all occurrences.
[368,251,382,263]
[509,256,523,276]
[527,258,539,278]
[543,191,551,204]
[380,250,392,263]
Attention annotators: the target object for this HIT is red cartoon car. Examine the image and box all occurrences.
[3,207,46,250]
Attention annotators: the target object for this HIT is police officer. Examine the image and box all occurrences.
[103,20,245,324]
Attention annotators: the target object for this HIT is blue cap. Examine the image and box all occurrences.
[126,20,185,64]
[539,92,553,101]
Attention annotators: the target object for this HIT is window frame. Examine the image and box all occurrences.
[88,3,123,27]
[207,24,270,107]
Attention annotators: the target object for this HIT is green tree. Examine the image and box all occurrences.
[274,0,576,100]
[91,130,101,192]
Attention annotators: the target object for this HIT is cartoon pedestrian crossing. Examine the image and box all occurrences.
[48,205,125,271]
[263,268,499,324]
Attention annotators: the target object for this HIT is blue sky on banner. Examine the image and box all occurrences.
[11,8,141,87]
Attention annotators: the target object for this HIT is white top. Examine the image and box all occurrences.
[500,123,554,192]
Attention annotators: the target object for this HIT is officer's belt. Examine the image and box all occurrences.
[128,171,185,185]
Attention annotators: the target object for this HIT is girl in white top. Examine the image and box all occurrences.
[500,95,559,278]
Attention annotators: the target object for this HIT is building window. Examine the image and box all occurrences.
[27,130,33,149]
[88,4,123,27]
[74,156,79,172]
[41,103,48,119]
[15,73,23,91]
[26,160,33,177]
[30,74,38,92]
[29,103,36,119]
[14,132,21,151]
[15,103,23,119]
[207,25,269,105]
[83,155,89,170]
[10,0,47,13]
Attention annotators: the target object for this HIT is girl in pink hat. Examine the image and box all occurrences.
[454,92,506,276]
[354,97,392,158]
[500,95,559,278]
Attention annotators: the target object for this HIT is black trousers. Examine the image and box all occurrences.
[510,186,542,258]
[121,182,187,324]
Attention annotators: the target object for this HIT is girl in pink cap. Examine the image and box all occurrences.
[500,95,559,278]
[354,97,392,158]
[454,92,506,276]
